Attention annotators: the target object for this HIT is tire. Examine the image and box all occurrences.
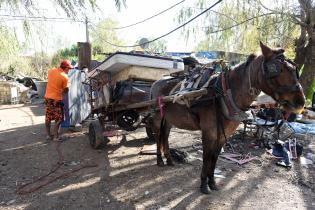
[88,120,105,149]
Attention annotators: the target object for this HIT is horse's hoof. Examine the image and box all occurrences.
[209,182,219,191]
[157,160,165,166]
[200,184,211,194]
[166,159,174,166]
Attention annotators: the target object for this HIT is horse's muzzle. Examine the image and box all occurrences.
[280,95,305,114]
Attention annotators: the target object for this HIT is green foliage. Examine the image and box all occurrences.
[135,38,167,53]
[147,39,167,53]
[92,53,105,62]
[306,79,315,101]
[0,0,126,18]
[51,45,78,67]
[91,18,125,53]
[29,52,51,78]
[0,25,20,74]
[178,0,300,54]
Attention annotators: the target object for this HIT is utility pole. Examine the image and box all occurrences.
[78,16,91,70]
[85,16,89,43]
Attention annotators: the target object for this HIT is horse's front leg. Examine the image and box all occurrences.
[207,149,221,191]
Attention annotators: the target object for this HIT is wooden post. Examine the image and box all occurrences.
[78,42,91,70]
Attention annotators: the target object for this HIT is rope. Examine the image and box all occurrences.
[16,142,98,195]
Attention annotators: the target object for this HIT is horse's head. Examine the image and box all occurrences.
[259,42,305,114]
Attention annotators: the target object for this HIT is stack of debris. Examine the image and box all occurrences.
[0,73,46,104]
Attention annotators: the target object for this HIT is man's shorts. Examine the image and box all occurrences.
[45,98,64,122]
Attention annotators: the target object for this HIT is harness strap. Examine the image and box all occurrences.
[215,98,221,151]
[219,72,249,121]
[193,75,203,89]
[221,73,235,114]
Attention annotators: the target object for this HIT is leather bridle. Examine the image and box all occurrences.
[262,53,302,94]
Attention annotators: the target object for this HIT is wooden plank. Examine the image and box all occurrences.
[111,88,208,112]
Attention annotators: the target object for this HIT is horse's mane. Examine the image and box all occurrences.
[233,54,257,74]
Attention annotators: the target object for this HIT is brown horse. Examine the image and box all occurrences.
[148,42,305,194]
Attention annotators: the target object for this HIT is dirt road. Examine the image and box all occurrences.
[0,104,314,210]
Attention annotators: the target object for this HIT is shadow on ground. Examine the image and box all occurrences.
[0,104,314,209]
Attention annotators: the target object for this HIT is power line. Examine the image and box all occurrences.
[0,14,84,22]
[189,8,238,23]
[201,12,276,34]
[0,18,84,23]
[91,0,223,48]
[111,0,186,30]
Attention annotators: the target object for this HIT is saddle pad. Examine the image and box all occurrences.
[172,67,216,94]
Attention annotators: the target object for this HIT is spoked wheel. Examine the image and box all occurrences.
[88,120,107,149]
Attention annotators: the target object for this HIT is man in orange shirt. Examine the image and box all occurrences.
[44,60,73,141]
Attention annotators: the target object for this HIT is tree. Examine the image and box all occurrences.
[90,18,125,54]
[0,0,126,17]
[0,25,21,73]
[135,38,167,53]
[179,1,298,53]
[293,0,315,97]
[146,39,167,53]
[177,0,314,94]
[51,45,78,68]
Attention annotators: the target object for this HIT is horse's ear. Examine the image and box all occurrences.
[260,41,273,59]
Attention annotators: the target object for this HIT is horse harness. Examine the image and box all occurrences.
[262,53,301,94]
[169,52,301,121]
[169,66,249,122]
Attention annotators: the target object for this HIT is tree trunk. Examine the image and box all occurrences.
[295,0,315,94]
[299,33,315,94]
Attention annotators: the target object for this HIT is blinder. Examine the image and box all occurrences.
[263,61,281,78]
[263,54,301,94]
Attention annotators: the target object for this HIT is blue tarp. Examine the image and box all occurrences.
[166,52,219,60]
[288,122,315,135]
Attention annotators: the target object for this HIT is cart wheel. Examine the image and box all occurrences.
[145,126,155,142]
[89,121,105,149]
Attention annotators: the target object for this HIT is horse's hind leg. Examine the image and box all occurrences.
[149,116,165,166]
[200,131,212,194]
[161,121,173,166]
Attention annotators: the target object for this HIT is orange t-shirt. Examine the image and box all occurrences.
[45,67,69,101]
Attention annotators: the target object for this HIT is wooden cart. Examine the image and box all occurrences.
[86,52,185,149]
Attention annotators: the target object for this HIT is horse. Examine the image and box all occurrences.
[148,42,305,194]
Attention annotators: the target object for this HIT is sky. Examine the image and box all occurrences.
[89,0,205,52]
[2,0,213,54]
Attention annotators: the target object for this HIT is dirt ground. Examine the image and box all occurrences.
[0,104,315,210]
